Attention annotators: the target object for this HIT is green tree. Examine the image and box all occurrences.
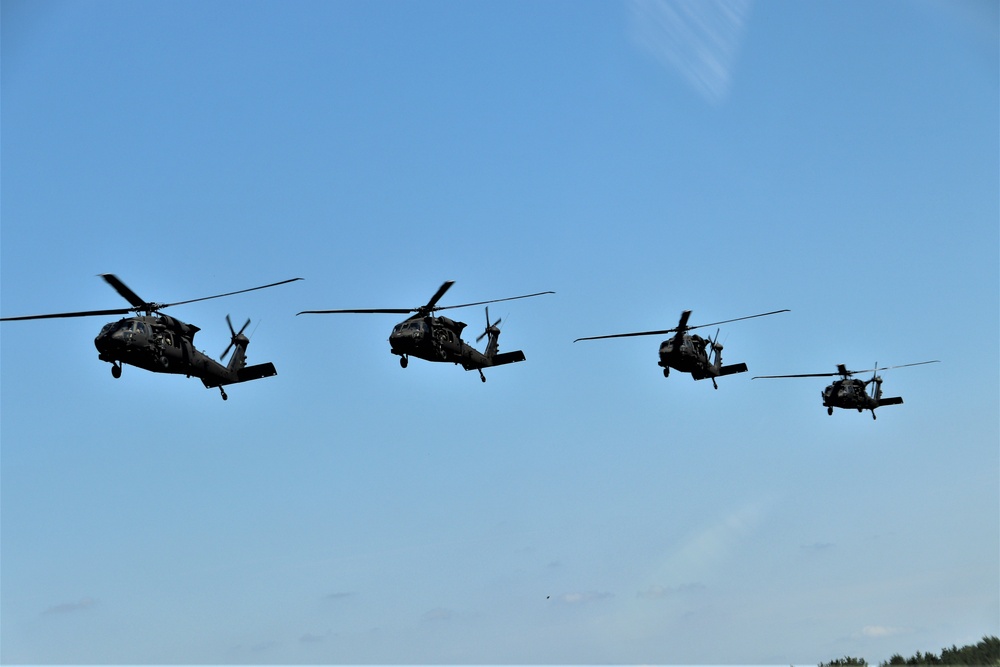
[877,635,1000,667]
[821,657,868,667]
[822,636,1000,667]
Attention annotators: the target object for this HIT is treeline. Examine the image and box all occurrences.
[821,635,1000,666]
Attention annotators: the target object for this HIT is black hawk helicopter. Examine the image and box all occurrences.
[0,274,303,399]
[574,309,790,388]
[297,281,553,382]
[753,360,940,419]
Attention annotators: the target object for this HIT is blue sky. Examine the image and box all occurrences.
[1,0,997,664]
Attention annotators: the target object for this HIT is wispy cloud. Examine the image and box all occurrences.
[323,591,355,601]
[636,582,706,599]
[43,597,95,615]
[551,591,614,605]
[645,501,769,591]
[422,607,455,622]
[629,0,753,104]
[862,625,913,638]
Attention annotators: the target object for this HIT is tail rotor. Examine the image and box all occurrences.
[220,314,251,361]
[710,327,722,352]
[476,306,502,344]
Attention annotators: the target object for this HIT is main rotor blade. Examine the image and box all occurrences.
[434,290,555,312]
[752,372,841,379]
[874,360,940,372]
[100,274,147,309]
[297,308,413,315]
[753,360,940,380]
[575,327,680,342]
[575,308,789,343]
[424,281,455,311]
[1,307,132,322]
[833,360,941,376]
[297,286,553,316]
[163,277,303,309]
[683,309,791,332]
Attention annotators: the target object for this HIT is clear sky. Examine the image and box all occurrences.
[1,1,997,664]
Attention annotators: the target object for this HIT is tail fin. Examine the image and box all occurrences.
[225,335,250,374]
[221,316,251,373]
[476,307,509,361]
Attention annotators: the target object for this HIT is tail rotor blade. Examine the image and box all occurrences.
[221,316,252,361]
[477,306,504,343]
[477,307,491,343]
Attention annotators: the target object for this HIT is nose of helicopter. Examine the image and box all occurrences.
[94,322,124,356]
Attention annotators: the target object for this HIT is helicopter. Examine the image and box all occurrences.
[0,274,303,399]
[752,360,940,419]
[297,281,554,382]
[574,309,790,388]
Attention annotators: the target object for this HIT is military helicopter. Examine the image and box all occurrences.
[574,309,790,388]
[0,274,302,399]
[753,360,940,419]
[297,281,553,382]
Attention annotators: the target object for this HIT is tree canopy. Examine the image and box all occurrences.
[819,636,1000,667]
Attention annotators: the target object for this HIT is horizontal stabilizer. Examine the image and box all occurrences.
[718,362,748,377]
[237,362,278,383]
[489,350,526,367]
[878,396,903,406]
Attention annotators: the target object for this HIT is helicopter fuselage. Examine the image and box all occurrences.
[821,377,902,414]
[388,314,524,378]
[657,333,747,382]
[94,314,276,394]
[1,273,300,399]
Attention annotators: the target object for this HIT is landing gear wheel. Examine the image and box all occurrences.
[827,407,833,416]
[479,369,486,383]
[220,387,228,401]
[662,368,669,378]
[400,356,408,369]
[111,363,122,379]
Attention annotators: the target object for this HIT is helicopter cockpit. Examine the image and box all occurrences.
[391,320,429,338]
[97,319,145,339]
[98,320,124,337]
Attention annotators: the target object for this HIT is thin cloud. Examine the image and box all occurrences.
[323,591,355,601]
[636,582,706,599]
[42,597,95,615]
[552,591,613,605]
[629,0,753,104]
[862,625,913,638]
[422,607,455,622]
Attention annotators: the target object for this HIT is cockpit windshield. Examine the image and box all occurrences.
[392,321,427,334]
[99,320,130,336]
